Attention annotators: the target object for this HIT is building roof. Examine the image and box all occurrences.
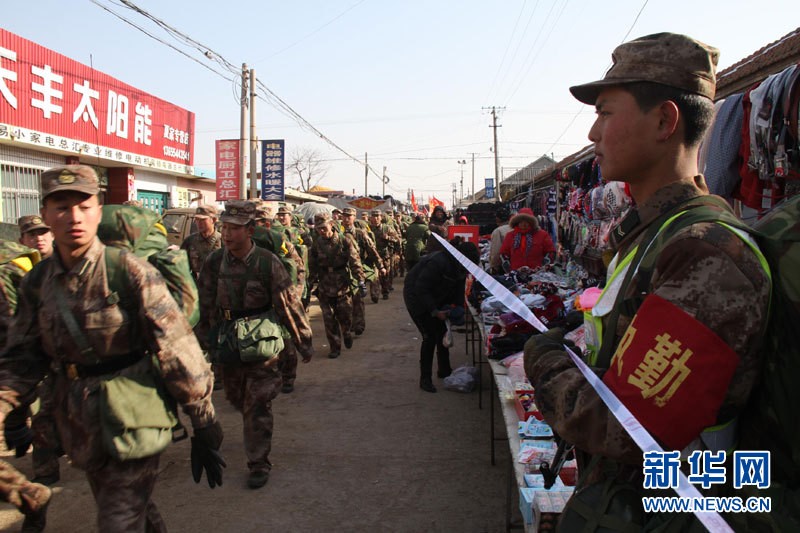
[716,27,800,99]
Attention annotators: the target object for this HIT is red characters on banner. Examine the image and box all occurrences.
[602,294,739,450]
[215,140,240,201]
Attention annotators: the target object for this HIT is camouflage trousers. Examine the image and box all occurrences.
[277,338,298,387]
[32,374,61,480]
[317,293,353,352]
[372,260,392,297]
[85,454,166,532]
[223,362,281,474]
[0,460,50,517]
[352,291,366,334]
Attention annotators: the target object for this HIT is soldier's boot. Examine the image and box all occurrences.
[32,448,61,486]
[247,470,269,490]
[344,333,353,349]
[20,483,51,533]
[281,380,295,394]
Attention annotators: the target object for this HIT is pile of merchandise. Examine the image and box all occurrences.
[467,260,597,359]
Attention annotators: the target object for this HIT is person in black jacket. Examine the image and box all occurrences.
[403,241,480,392]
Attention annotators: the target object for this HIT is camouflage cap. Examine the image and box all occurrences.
[369,208,382,216]
[314,212,332,225]
[18,215,50,234]
[255,203,273,220]
[569,32,719,105]
[332,207,342,214]
[342,207,357,216]
[41,165,102,199]
[220,200,257,225]
[276,205,293,215]
[195,205,218,219]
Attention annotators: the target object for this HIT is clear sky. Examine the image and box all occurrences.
[4,1,799,207]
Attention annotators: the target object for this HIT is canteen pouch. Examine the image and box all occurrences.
[99,372,178,461]
[235,310,285,363]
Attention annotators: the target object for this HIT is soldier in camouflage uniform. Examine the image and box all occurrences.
[392,211,409,277]
[274,205,312,309]
[368,209,400,301]
[18,215,53,261]
[13,218,64,486]
[198,200,313,489]
[341,207,385,336]
[254,204,307,394]
[404,213,430,272]
[0,165,223,532]
[181,205,221,280]
[309,213,365,358]
[523,34,770,531]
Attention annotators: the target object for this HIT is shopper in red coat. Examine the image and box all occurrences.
[499,207,555,270]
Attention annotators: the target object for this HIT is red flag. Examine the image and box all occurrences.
[411,191,418,213]
[430,196,444,208]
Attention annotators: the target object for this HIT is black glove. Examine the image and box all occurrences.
[4,423,33,458]
[358,281,367,298]
[191,421,226,488]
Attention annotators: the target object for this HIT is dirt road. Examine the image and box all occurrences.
[1,278,512,532]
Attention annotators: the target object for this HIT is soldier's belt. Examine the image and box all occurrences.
[221,305,272,321]
[58,352,145,380]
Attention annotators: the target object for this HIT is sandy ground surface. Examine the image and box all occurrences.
[0,277,517,532]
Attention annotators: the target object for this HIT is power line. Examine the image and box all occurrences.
[539,0,650,160]
[253,0,368,62]
[93,0,391,187]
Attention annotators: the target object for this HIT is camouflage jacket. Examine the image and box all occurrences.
[368,222,400,258]
[0,241,38,349]
[309,231,364,297]
[525,179,770,482]
[181,230,222,279]
[197,242,313,360]
[0,238,215,471]
[343,225,383,270]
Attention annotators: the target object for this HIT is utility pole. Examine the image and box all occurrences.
[239,63,248,199]
[364,152,368,196]
[249,68,257,200]
[469,152,478,202]
[483,106,504,200]
[457,159,466,206]
[452,182,457,209]
[382,166,387,197]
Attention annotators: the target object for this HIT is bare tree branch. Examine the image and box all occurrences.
[288,147,329,191]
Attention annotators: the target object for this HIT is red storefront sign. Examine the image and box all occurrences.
[348,197,385,210]
[215,140,240,201]
[448,225,480,244]
[0,28,194,172]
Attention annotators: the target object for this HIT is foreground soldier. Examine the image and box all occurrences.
[523,34,770,530]
[0,165,224,532]
[309,213,365,358]
[341,207,385,336]
[198,200,313,488]
[180,205,221,280]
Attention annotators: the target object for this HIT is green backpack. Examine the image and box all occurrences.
[252,226,298,285]
[98,205,199,327]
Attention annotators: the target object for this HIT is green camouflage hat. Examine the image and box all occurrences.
[221,200,257,225]
[41,165,102,199]
[342,207,357,216]
[314,212,332,226]
[18,215,50,234]
[570,32,719,105]
[195,205,218,219]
